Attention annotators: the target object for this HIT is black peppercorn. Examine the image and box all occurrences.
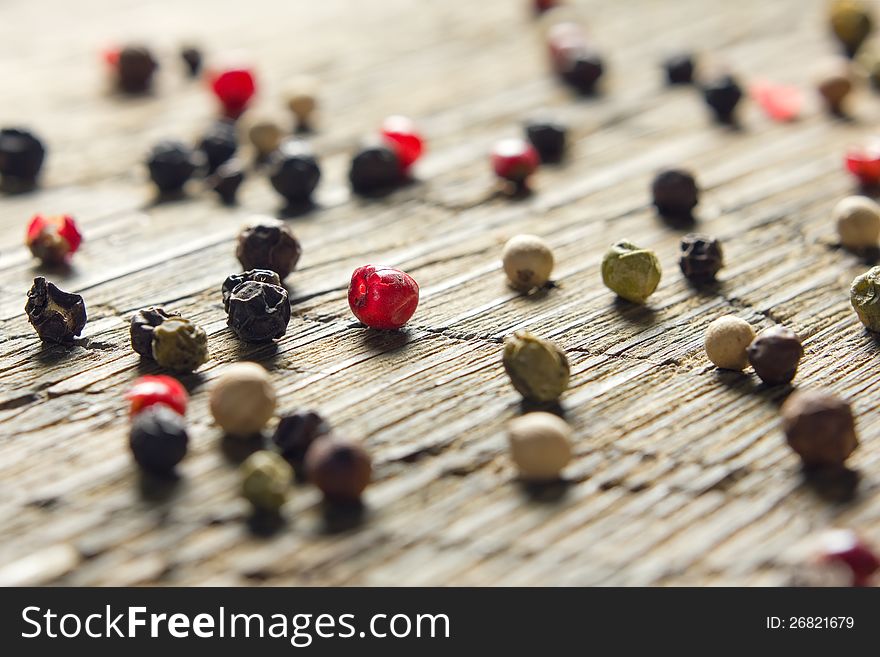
[130,306,180,357]
[652,168,699,219]
[782,390,858,468]
[268,140,321,205]
[679,234,723,283]
[147,140,201,194]
[558,49,604,95]
[272,410,332,469]
[747,326,804,386]
[25,277,87,344]
[525,119,567,163]
[702,74,743,124]
[0,128,46,191]
[348,143,401,196]
[209,158,245,205]
[305,436,372,504]
[226,280,291,342]
[180,46,202,77]
[198,120,237,175]
[664,53,695,85]
[236,218,302,279]
[221,269,282,311]
[117,46,158,94]
[129,404,188,474]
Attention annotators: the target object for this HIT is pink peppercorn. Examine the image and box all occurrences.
[126,375,188,417]
[750,81,802,123]
[380,115,424,172]
[817,529,879,587]
[210,67,256,119]
[492,138,540,192]
[348,265,419,330]
[845,141,880,186]
[25,214,83,265]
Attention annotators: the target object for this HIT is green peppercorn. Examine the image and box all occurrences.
[240,450,292,512]
[850,266,880,331]
[830,0,873,58]
[601,240,662,304]
[502,330,570,403]
[151,317,209,372]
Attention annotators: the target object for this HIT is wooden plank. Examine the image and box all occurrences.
[1,0,879,586]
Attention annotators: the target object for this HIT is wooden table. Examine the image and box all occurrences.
[1,0,878,586]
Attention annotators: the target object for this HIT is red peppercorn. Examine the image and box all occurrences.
[25,214,83,265]
[126,375,188,417]
[845,141,880,186]
[348,264,419,330]
[210,67,256,119]
[492,138,540,192]
[380,115,424,172]
[750,81,802,123]
[817,529,880,587]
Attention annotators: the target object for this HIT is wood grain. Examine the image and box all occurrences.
[1,0,879,586]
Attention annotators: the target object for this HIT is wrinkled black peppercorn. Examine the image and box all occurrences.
[25,277,87,344]
[652,169,699,219]
[348,144,401,196]
[225,280,291,342]
[221,269,282,311]
[198,121,237,175]
[268,140,321,205]
[180,46,202,77]
[663,53,695,85]
[702,74,743,123]
[209,158,245,205]
[147,140,201,194]
[747,326,804,386]
[236,218,302,279]
[0,128,46,191]
[117,46,158,94]
[130,306,180,357]
[679,234,723,283]
[129,404,189,474]
[272,410,332,469]
[525,119,567,163]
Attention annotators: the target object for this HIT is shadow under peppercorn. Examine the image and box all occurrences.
[137,470,183,503]
[610,297,657,327]
[278,198,318,219]
[229,340,282,369]
[246,509,288,538]
[35,342,80,365]
[357,327,413,354]
[220,433,267,465]
[800,465,861,504]
[318,499,367,535]
[518,478,571,503]
[518,399,566,418]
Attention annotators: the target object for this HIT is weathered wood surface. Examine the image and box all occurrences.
[2,0,880,586]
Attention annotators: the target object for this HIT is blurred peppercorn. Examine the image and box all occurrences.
[349,143,401,196]
[268,140,321,205]
[180,46,202,77]
[116,46,158,94]
[782,390,858,468]
[129,404,189,474]
[525,119,567,163]
[209,158,245,205]
[272,410,332,470]
[664,53,696,85]
[305,436,372,504]
[147,140,201,194]
[0,128,46,191]
[198,120,238,175]
[702,74,743,124]
[652,169,699,219]
[830,0,873,58]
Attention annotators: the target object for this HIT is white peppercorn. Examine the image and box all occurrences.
[507,412,573,481]
[834,196,880,249]
[209,362,276,437]
[502,234,554,292]
[704,316,755,371]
